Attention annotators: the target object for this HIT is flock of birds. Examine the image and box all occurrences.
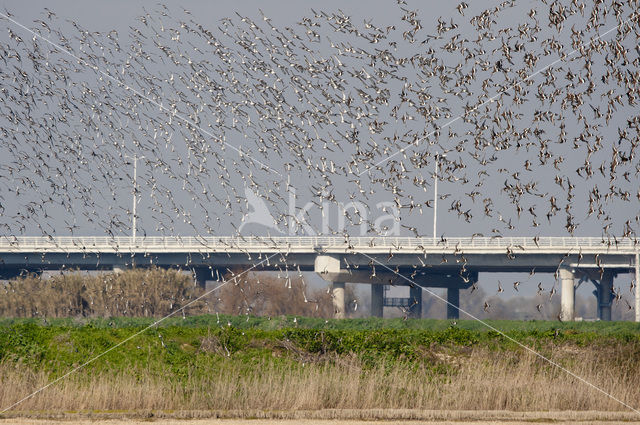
[0,0,639,315]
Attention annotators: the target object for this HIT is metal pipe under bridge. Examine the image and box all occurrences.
[0,236,638,322]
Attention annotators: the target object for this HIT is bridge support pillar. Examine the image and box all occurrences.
[193,267,210,288]
[332,282,345,319]
[560,267,575,321]
[409,285,422,318]
[0,268,41,280]
[0,268,25,280]
[598,270,614,321]
[371,285,383,317]
[447,287,460,320]
[636,253,640,323]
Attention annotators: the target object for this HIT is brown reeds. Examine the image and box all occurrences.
[0,269,357,318]
[0,344,637,413]
[0,268,198,318]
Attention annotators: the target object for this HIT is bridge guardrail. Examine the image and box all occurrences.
[0,235,637,253]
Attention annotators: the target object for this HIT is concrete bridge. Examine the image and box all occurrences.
[0,236,638,321]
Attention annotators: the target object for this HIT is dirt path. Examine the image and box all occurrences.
[2,410,640,425]
[3,420,640,425]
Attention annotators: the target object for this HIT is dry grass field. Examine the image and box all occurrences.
[0,344,638,413]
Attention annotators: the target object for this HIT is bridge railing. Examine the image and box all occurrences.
[0,235,637,252]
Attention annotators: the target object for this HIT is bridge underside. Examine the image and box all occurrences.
[0,251,634,271]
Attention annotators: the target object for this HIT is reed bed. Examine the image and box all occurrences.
[0,269,357,319]
[0,343,637,413]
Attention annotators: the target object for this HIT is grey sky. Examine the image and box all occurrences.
[1,0,636,239]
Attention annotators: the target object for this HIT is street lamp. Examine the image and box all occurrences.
[433,152,446,240]
[124,154,144,242]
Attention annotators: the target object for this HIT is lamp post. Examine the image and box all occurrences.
[433,152,446,240]
[124,154,144,242]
